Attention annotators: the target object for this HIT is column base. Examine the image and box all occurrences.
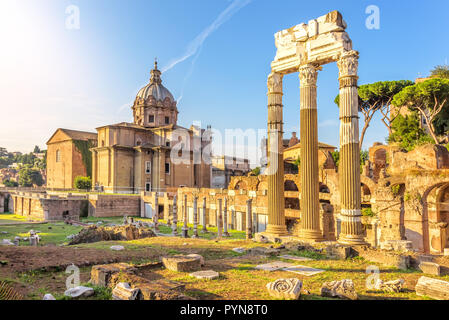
[181,228,189,238]
[338,234,367,246]
[265,224,288,237]
[297,229,324,242]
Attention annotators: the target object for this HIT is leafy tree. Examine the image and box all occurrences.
[388,113,433,151]
[335,80,413,149]
[331,151,340,167]
[431,65,449,79]
[392,79,449,144]
[2,179,18,187]
[18,167,44,187]
[33,145,41,153]
[250,167,261,176]
[74,176,92,190]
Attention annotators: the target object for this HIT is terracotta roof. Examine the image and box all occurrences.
[59,129,97,141]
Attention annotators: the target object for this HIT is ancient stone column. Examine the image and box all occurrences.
[201,197,208,233]
[182,194,189,238]
[266,72,288,236]
[217,198,223,239]
[298,64,323,241]
[337,50,365,245]
[153,193,159,232]
[192,196,199,238]
[172,194,178,236]
[223,198,230,237]
[246,199,253,240]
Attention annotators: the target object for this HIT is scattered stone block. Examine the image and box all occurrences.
[162,255,202,272]
[282,265,324,276]
[279,255,313,262]
[43,294,56,300]
[419,262,441,276]
[1,239,14,246]
[232,247,246,254]
[110,245,125,251]
[112,282,140,300]
[190,270,219,280]
[254,233,269,243]
[416,276,449,300]
[255,261,294,272]
[248,247,281,256]
[321,279,358,300]
[90,263,136,287]
[374,279,404,293]
[326,245,352,259]
[266,278,302,300]
[64,286,94,299]
[186,254,205,266]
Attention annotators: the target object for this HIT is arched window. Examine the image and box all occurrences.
[56,150,61,162]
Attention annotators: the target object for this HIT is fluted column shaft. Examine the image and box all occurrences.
[298,64,322,241]
[246,199,253,240]
[337,51,365,245]
[217,198,223,239]
[192,196,199,238]
[266,72,288,236]
[172,194,178,236]
[201,197,207,233]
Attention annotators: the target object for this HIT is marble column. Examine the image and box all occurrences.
[192,196,199,238]
[182,194,189,238]
[172,194,178,236]
[265,72,288,236]
[201,197,208,233]
[337,50,365,245]
[298,64,323,241]
[217,199,223,239]
[246,199,253,240]
[223,198,230,237]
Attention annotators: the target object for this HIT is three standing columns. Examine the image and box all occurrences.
[265,72,288,236]
[298,64,323,241]
[337,50,365,245]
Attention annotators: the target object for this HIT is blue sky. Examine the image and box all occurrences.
[1,0,448,166]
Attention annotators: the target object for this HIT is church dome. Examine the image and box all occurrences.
[136,61,175,102]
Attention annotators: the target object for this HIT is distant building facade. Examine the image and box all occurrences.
[211,156,251,189]
[46,128,98,189]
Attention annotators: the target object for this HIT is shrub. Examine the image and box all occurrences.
[74,176,92,190]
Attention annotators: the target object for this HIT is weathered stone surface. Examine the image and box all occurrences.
[283,265,324,276]
[64,286,94,298]
[43,293,56,300]
[326,245,352,259]
[90,263,136,287]
[112,282,140,300]
[110,245,125,251]
[416,276,449,300]
[374,279,404,293]
[255,261,293,272]
[186,254,205,266]
[1,239,14,246]
[266,278,302,300]
[232,247,246,254]
[419,262,441,276]
[190,270,219,280]
[109,272,189,300]
[279,255,313,262]
[248,247,281,256]
[162,255,202,272]
[321,279,358,300]
[69,224,155,245]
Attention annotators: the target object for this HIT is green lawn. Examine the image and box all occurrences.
[0,213,35,224]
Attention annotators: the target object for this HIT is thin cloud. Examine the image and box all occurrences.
[161,0,252,73]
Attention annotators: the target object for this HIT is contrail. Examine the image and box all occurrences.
[161,0,252,73]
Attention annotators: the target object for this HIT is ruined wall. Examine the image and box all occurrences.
[88,194,141,217]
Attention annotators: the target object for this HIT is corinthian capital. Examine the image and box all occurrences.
[337,50,359,78]
[267,72,283,94]
[299,64,318,87]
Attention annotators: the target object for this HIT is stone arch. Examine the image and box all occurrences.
[256,180,268,191]
[284,180,299,191]
[421,181,449,253]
